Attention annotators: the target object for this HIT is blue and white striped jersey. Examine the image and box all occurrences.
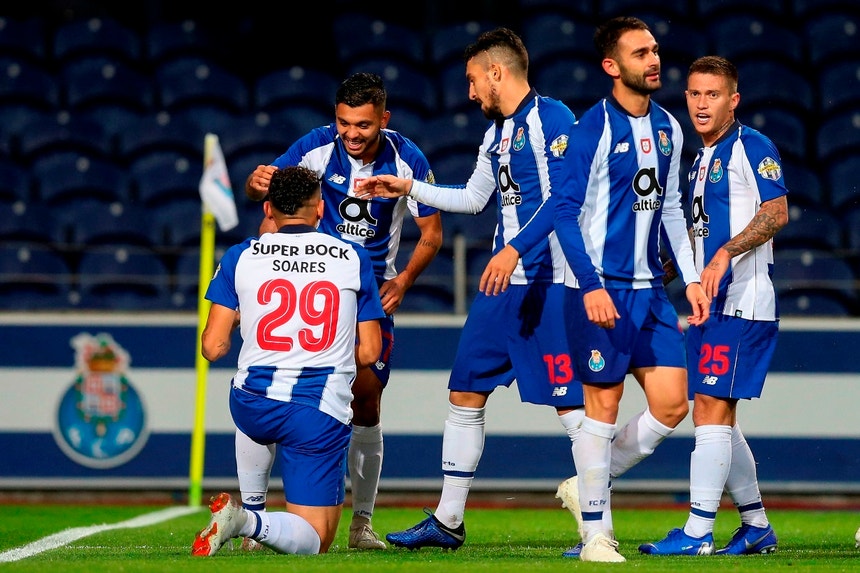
[205,226,385,425]
[687,122,787,321]
[270,126,438,282]
[408,89,574,285]
[555,96,698,292]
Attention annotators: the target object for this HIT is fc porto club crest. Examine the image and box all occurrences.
[588,349,606,372]
[512,127,526,151]
[53,333,148,469]
[709,158,724,183]
[657,130,672,156]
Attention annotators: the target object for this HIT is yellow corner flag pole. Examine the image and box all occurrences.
[188,134,219,508]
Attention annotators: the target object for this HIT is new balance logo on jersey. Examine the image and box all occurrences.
[552,387,568,397]
[613,142,630,153]
[328,173,347,185]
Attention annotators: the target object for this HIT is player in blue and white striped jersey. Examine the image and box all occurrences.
[640,56,787,557]
[553,17,710,562]
[195,166,385,556]
[244,73,443,549]
[357,27,585,550]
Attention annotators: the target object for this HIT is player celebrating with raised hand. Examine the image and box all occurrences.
[242,72,443,550]
[193,166,385,556]
[357,26,585,551]
[552,16,710,562]
[639,55,787,557]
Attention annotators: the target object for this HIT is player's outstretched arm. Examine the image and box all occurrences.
[355,174,412,198]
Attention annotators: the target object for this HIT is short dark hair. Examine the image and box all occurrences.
[267,166,320,215]
[594,16,651,59]
[688,55,739,93]
[335,72,387,108]
[463,27,529,75]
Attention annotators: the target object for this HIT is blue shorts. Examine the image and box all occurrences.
[367,314,394,387]
[686,313,778,400]
[563,287,686,384]
[449,283,583,407]
[230,387,350,506]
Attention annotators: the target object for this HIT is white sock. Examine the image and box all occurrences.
[235,429,276,510]
[245,509,321,554]
[557,408,585,464]
[725,423,769,528]
[348,423,383,523]
[610,408,675,479]
[574,417,615,543]
[435,402,485,529]
[684,425,732,538]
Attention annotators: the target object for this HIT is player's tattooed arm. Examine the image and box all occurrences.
[720,195,788,258]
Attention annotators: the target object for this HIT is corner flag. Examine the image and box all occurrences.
[199,133,239,232]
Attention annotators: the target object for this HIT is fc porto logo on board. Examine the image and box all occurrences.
[53,333,148,469]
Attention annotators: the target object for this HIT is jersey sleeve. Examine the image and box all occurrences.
[740,127,789,203]
[355,245,386,322]
[204,239,252,310]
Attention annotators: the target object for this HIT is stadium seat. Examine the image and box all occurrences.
[533,57,611,116]
[396,285,456,313]
[708,15,803,68]
[644,17,707,69]
[332,14,424,70]
[265,105,331,141]
[428,20,495,71]
[116,111,205,165]
[598,0,689,21]
[253,66,339,116]
[0,156,32,204]
[15,111,112,164]
[430,152,479,185]
[0,16,48,65]
[825,154,860,213]
[777,204,843,252]
[346,58,437,117]
[144,19,229,70]
[32,151,130,206]
[0,242,74,309]
[171,249,209,310]
[75,247,173,310]
[772,248,857,305]
[60,55,153,115]
[0,55,59,112]
[817,59,860,118]
[59,200,158,249]
[802,11,860,67]
[217,112,291,168]
[734,60,814,118]
[52,16,141,68]
[778,290,855,316]
[420,110,487,164]
[129,149,202,208]
[438,61,473,113]
[780,160,823,208]
[695,0,785,19]
[815,110,860,166]
[737,108,808,163]
[521,12,594,70]
[517,0,595,22]
[0,201,45,244]
[396,245,456,311]
[843,207,860,253]
[386,106,425,140]
[155,56,250,115]
[657,62,689,116]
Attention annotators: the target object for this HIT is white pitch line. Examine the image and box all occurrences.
[0,506,200,563]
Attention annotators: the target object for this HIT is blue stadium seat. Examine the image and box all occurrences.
[332,14,424,70]
[734,60,814,118]
[16,111,112,164]
[777,204,843,252]
[253,66,339,116]
[657,62,690,116]
[709,15,803,67]
[444,205,497,249]
[815,110,860,166]
[153,199,203,248]
[0,55,59,112]
[144,19,229,70]
[737,108,808,163]
[0,16,48,65]
[0,156,31,204]
[843,208,860,253]
[780,160,823,208]
[0,202,44,244]
[52,16,141,67]
[521,12,594,70]
[695,0,785,19]
[386,107,425,140]
[430,152,478,185]
[58,200,159,249]
[420,110,487,164]
[598,0,689,21]
[346,58,437,117]
[75,247,173,310]
[644,17,707,69]
[155,56,250,115]
[825,154,860,213]
[802,11,860,67]
[217,112,291,168]
[129,149,201,208]
[116,111,205,165]
[438,61,473,113]
[396,285,456,313]
[772,248,857,306]
[0,242,74,309]
[428,20,495,70]
[533,57,611,116]
[172,249,211,310]
[779,290,855,317]
[32,151,130,206]
[266,105,331,140]
[395,245,456,312]
[517,0,595,21]
[817,59,860,118]
[60,55,153,114]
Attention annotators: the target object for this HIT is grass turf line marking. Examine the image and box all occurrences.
[0,506,200,563]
